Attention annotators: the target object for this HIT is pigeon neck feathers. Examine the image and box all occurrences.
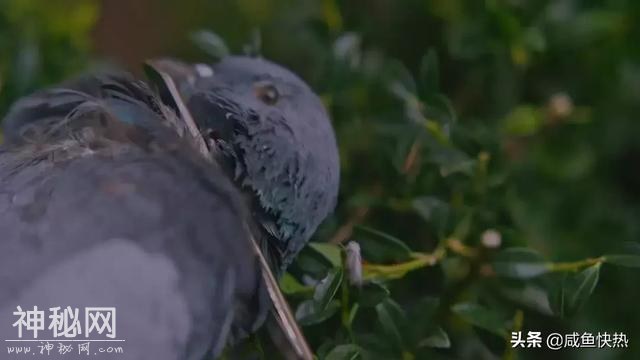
[174,57,340,271]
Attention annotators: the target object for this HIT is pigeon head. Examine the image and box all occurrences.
[152,56,340,271]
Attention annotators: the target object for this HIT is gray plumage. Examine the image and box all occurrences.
[0,56,339,359]
[0,77,268,359]
[152,57,340,271]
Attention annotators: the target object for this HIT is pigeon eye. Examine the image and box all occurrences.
[255,82,279,105]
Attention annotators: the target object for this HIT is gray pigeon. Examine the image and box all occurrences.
[146,57,340,271]
[0,57,340,359]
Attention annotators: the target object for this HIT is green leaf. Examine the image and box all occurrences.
[605,242,640,268]
[503,105,543,136]
[452,211,474,240]
[295,299,341,326]
[317,341,338,359]
[376,299,407,351]
[406,297,440,341]
[417,327,450,349]
[492,248,550,279]
[412,196,449,222]
[605,255,640,268]
[427,93,457,129]
[355,281,390,307]
[547,273,567,317]
[190,30,230,59]
[347,303,360,327]
[325,344,361,360]
[427,146,475,177]
[310,242,343,267]
[279,272,313,296]
[451,303,509,337]
[419,49,439,98]
[293,245,334,278]
[355,225,412,263]
[385,59,417,99]
[314,267,344,311]
[564,263,601,316]
[548,263,601,318]
[412,197,450,238]
[499,284,554,316]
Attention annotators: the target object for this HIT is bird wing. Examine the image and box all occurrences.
[0,86,267,359]
[1,71,191,146]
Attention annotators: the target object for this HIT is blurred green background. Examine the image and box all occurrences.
[2,0,640,359]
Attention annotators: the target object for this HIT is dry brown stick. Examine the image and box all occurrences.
[402,138,422,175]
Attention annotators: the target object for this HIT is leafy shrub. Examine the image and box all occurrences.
[2,1,640,359]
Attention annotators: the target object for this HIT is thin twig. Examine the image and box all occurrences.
[402,139,422,175]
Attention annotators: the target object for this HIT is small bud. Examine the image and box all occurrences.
[345,241,363,287]
[481,229,502,249]
[547,92,573,121]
